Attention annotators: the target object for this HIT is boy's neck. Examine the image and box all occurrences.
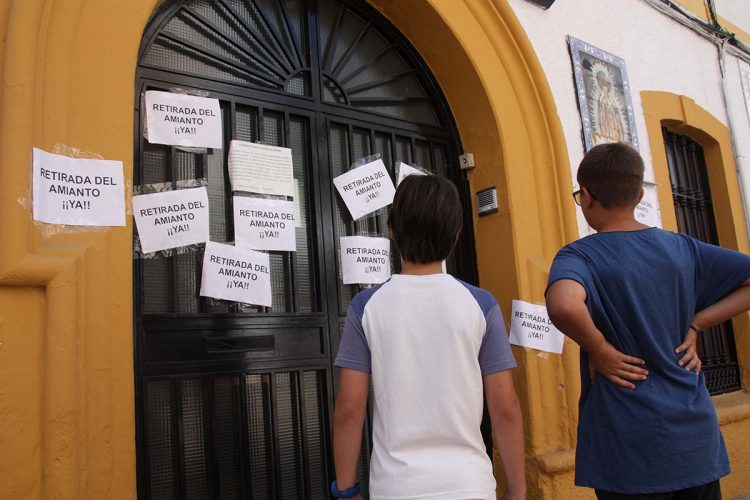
[400,260,444,275]
[590,209,649,233]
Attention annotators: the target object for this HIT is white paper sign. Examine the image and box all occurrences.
[340,236,391,284]
[228,140,294,197]
[32,148,125,226]
[509,300,565,354]
[145,91,222,149]
[132,187,210,253]
[199,241,272,306]
[397,162,428,186]
[333,159,396,220]
[233,197,296,252]
[634,182,661,228]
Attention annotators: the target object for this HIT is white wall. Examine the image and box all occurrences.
[716,0,750,33]
[508,0,750,239]
[725,55,750,235]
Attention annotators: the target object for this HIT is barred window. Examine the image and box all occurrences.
[662,127,741,395]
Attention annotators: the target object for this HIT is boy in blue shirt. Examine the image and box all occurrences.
[331,175,526,500]
[546,142,750,499]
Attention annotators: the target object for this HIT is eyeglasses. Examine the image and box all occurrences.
[572,189,583,206]
[572,188,596,207]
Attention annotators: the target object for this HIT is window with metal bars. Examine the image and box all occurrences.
[662,127,741,395]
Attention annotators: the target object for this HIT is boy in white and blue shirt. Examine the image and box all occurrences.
[331,175,526,500]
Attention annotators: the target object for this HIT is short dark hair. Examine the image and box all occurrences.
[577,142,644,208]
[388,175,462,264]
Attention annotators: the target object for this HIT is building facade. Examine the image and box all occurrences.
[1,0,749,498]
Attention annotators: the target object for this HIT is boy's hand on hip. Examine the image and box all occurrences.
[588,341,648,389]
[675,330,702,374]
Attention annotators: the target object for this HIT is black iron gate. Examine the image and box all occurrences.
[134,1,476,498]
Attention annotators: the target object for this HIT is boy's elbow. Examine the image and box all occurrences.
[546,299,575,327]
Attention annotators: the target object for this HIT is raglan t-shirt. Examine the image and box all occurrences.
[335,273,516,500]
[547,227,750,494]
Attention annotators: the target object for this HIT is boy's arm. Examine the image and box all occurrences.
[692,277,750,332]
[676,276,750,370]
[546,279,648,388]
[332,368,369,499]
[484,370,526,500]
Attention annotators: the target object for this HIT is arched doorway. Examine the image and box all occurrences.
[134,0,477,497]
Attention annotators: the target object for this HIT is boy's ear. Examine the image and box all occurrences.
[637,188,645,204]
[582,187,595,208]
[388,225,396,240]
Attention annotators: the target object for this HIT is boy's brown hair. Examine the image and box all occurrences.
[388,175,462,264]
[577,142,644,208]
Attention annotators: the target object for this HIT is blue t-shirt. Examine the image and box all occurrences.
[547,228,750,493]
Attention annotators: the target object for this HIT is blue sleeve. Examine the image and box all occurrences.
[334,304,372,373]
[545,246,593,297]
[694,240,750,311]
[479,304,517,375]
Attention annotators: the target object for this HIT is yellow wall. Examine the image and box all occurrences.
[0,1,160,498]
[715,392,750,499]
[674,0,711,22]
[673,0,750,47]
[0,287,45,498]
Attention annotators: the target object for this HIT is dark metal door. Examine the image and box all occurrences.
[134,1,476,498]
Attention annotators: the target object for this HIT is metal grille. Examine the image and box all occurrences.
[142,0,308,92]
[138,98,318,315]
[142,0,442,124]
[662,128,741,395]
[327,119,452,314]
[317,1,439,125]
[142,372,329,499]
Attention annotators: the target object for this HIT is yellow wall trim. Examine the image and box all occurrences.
[714,390,750,426]
[0,1,161,498]
[675,0,711,22]
[641,91,748,254]
[718,15,750,47]
[534,448,576,474]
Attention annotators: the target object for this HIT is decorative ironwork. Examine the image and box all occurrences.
[140,0,444,125]
[663,128,741,395]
